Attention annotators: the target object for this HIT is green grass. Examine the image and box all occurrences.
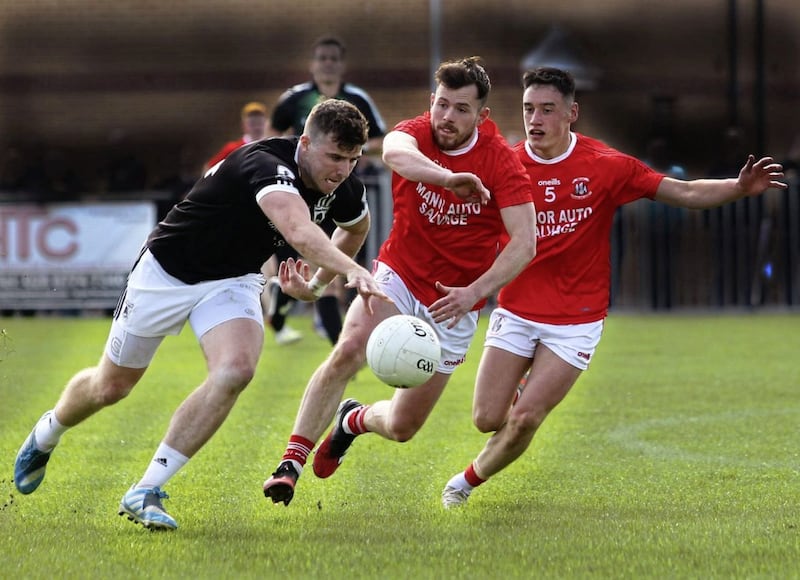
[1,312,799,578]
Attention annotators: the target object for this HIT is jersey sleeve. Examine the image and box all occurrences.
[328,180,369,227]
[611,154,665,204]
[392,114,433,146]
[364,107,387,140]
[487,143,535,209]
[346,87,387,139]
[240,148,302,202]
[270,90,298,134]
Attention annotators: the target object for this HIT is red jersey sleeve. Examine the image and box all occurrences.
[379,115,534,309]
[498,134,665,324]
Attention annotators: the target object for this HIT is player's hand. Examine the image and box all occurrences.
[738,155,787,196]
[344,267,393,314]
[277,257,316,301]
[443,172,491,205]
[428,281,480,329]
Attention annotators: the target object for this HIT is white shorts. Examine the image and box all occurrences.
[105,249,265,368]
[484,307,603,370]
[374,261,478,375]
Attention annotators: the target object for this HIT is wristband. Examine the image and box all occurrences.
[307,274,328,298]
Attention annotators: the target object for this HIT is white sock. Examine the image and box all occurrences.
[341,408,357,435]
[34,410,68,451]
[136,442,189,489]
[446,472,473,494]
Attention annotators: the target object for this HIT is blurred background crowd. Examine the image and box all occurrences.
[1,0,798,310]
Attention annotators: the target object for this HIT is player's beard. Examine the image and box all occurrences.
[433,123,469,151]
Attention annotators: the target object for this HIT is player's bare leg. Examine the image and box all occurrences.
[362,372,450,442]
[57,356,148,426]
[163,317,263,457]
[120,317,264,529]
[443,345,581,508]
[311,367,449,480]
[294,296,400,440]
[471,346,532,433]
[476,346,580,473]
[15,356,146,495]
[264,296,400,503]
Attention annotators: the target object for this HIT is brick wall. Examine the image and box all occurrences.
[1,0,798,188]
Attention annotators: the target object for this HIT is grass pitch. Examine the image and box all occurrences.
[0,311,798,578]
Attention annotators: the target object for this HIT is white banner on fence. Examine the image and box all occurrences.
[0,201,156,310]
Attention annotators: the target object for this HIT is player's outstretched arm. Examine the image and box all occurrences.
[655,155,787,209]
[736,155,787,196]
[260,192,388,306]
[342,267,393,315]
[298,215,373,296]
[277,257,390,310]
[277,257,315,301]
[382,131,489,205]
[442,172,491,205]
[428,202,536,328]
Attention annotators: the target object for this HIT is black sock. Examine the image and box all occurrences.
[316,296,342,344]
[269,289,295,333]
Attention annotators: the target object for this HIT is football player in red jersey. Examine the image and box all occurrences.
[263,57,537,506]
[441,67,788,508]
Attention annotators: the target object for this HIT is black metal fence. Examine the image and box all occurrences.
[2,171,796,312]
[611,178,799,309]
[365,170,800,310]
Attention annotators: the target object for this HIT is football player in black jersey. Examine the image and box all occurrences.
[13,99,389,531]
[265,35,388,347]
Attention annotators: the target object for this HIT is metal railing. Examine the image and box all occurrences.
[366,167,800,310]
[610,178,799,309]
[3,171,796,311]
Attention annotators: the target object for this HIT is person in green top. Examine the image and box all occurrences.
[266,35,387,347]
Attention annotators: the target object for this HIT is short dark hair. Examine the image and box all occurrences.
[522,67,576,100]
[305,99,368,150]
[435,56,492,106]
[312,35,346,58]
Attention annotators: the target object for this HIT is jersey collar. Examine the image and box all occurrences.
[524,131,577,164]
[442,128,479,156]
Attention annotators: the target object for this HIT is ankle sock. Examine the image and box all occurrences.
[445,473,473,497]
[446,463,486,494]
[34,410,68,451]
[137,442,188,489]
[464,462,486,487]
[342,405,370,435]
[281,434,314,473]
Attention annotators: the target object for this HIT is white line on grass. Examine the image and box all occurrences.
[606,408,800,469]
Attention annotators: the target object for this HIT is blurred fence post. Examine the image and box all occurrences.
[361,165,393,266]
[610,185,799,310]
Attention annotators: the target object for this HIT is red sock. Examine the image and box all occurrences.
[282,434,315,467]
[465,462,486,487]
[345,405,371,435]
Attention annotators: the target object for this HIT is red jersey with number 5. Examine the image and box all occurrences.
[498,132,665,324]
[378,113,534,309]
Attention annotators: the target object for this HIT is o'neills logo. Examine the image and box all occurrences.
[571,177,592,199]
[444,356,466,367]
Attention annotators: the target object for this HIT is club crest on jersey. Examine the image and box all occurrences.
[312,195,335,224]
[570,177,592,200]
[276,164,295,188]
